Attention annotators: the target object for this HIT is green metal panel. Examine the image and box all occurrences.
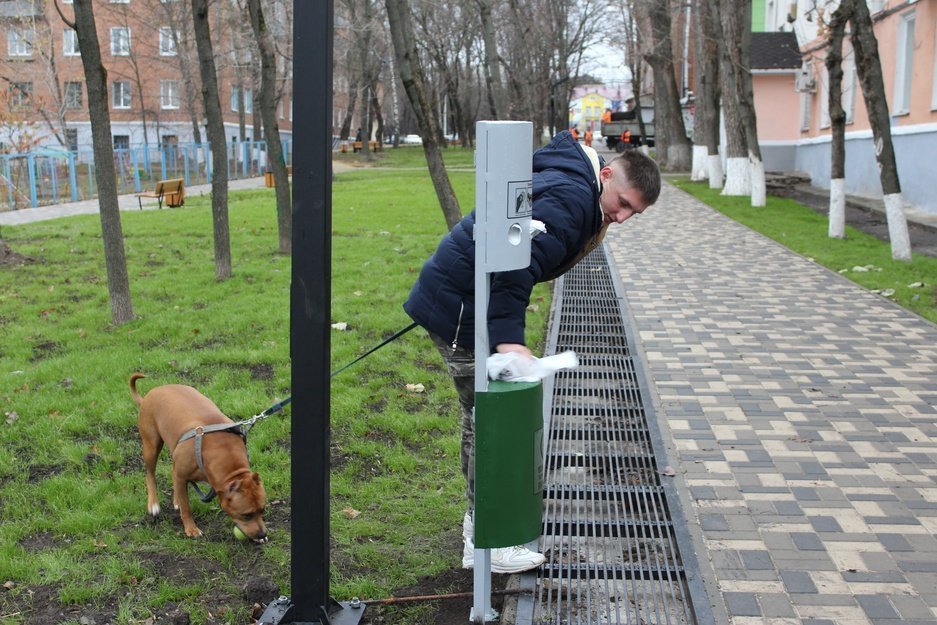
[474,380,544,548]
[752,0,766,32]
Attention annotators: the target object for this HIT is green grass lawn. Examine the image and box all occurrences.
[0,162,550,624]
[671,178,937,324]
[333,143,475,169]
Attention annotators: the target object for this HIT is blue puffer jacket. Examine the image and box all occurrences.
[403,130,603,351]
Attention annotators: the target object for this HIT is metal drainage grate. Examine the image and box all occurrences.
[523,247,705,625]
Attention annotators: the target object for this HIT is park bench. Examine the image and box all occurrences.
[352,140,379,152]
[264,165,292,187]
[136,178,185,210]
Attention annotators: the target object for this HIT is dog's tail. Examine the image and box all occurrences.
[129,373,146,407]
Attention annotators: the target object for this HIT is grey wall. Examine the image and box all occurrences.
[793,127,937,215]
[760,144,798,172]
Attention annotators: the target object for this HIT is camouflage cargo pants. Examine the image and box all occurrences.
[428,331,476,512]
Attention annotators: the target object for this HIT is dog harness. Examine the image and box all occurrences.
[175,423,247,502]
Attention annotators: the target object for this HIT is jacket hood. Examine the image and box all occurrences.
[533,130,603,216]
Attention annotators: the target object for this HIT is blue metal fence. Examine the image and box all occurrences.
[0,139,293,211]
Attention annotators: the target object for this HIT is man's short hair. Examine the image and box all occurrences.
[609,151,661,206]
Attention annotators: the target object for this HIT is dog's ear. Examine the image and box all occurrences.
[227,480,242,495]
[251,472,262,485]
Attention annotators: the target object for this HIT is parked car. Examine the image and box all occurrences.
[401,134,422,145]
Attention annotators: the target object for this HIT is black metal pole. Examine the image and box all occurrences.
[290,0,333,622]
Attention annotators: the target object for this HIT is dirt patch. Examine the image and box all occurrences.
[362,567,509,625]
[0,241,34,267]
[774,186,937,257]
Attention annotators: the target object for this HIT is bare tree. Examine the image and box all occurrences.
[247,0,291,254]
[156,0,203,144]
[385,0,461,229]
[412,2,477,143]
[191,0,232,279]
[691,0,722,188]
[849,0,910,260]
[825,0,851,239]
[477,0,505,119]
[618,3,651,149]
[712,0,748,196]
[723,0,764,205]
[58,0,134,323]
[634,0,690,171]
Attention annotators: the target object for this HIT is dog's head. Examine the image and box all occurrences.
[220,471,268,543]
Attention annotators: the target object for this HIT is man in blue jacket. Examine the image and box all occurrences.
[404,130,661,573]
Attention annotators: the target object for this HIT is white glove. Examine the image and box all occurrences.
[486,350,579,382]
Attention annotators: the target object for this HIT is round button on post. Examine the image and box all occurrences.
[508,223,523,245]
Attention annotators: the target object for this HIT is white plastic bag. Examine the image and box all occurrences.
[486,350,579,382]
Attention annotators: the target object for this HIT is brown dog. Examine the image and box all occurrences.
[130,373,268,542]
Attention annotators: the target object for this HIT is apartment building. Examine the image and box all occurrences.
[1,0,292,153]
[792,0,937,214]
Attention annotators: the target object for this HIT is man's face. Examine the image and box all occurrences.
[599,165,649,225]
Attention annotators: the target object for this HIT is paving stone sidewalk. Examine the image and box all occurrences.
[604,183,937,625]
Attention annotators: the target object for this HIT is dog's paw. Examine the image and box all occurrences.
[184,527,203,538]
[148,503,161,516]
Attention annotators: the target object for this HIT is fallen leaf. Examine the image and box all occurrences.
[5,412,18,425]
[405,383,425,393]
[331,322,348,331]
[353,290,363,296]
[851,266,869,272]
[3,580,14,590]
[661,466,676,477]
[93,539,107,548]
[908,282,924,288]
[342,507,361,519]
[881,289,895,297]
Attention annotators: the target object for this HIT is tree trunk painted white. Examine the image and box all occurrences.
[883,193,912,260]
[707,154,724,189]
[829,178,846,238]
[749,153,765,207]
[691,145,709,180]
[722,157,750,195]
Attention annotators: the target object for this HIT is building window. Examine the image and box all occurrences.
[63,29,80,56]
[161,80,180,109]
[820,65,830,129]
[933,20,937,110]
[894,10,915,114]
[7,29,34,57]
[9,82,32,108]
[112,81,131,109]
[800,90,811,132]
[65,81,83,109]
[844,50,858,124]
[113,135,130,150]
[230,86,253,113]
[65,128,78,151]
[110,27,131,56]
[159,27,177,56]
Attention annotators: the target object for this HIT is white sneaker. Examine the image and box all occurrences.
[461,513,546,573]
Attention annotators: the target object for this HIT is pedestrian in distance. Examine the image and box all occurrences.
[403,130,661,573]
[584,127,593,147]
